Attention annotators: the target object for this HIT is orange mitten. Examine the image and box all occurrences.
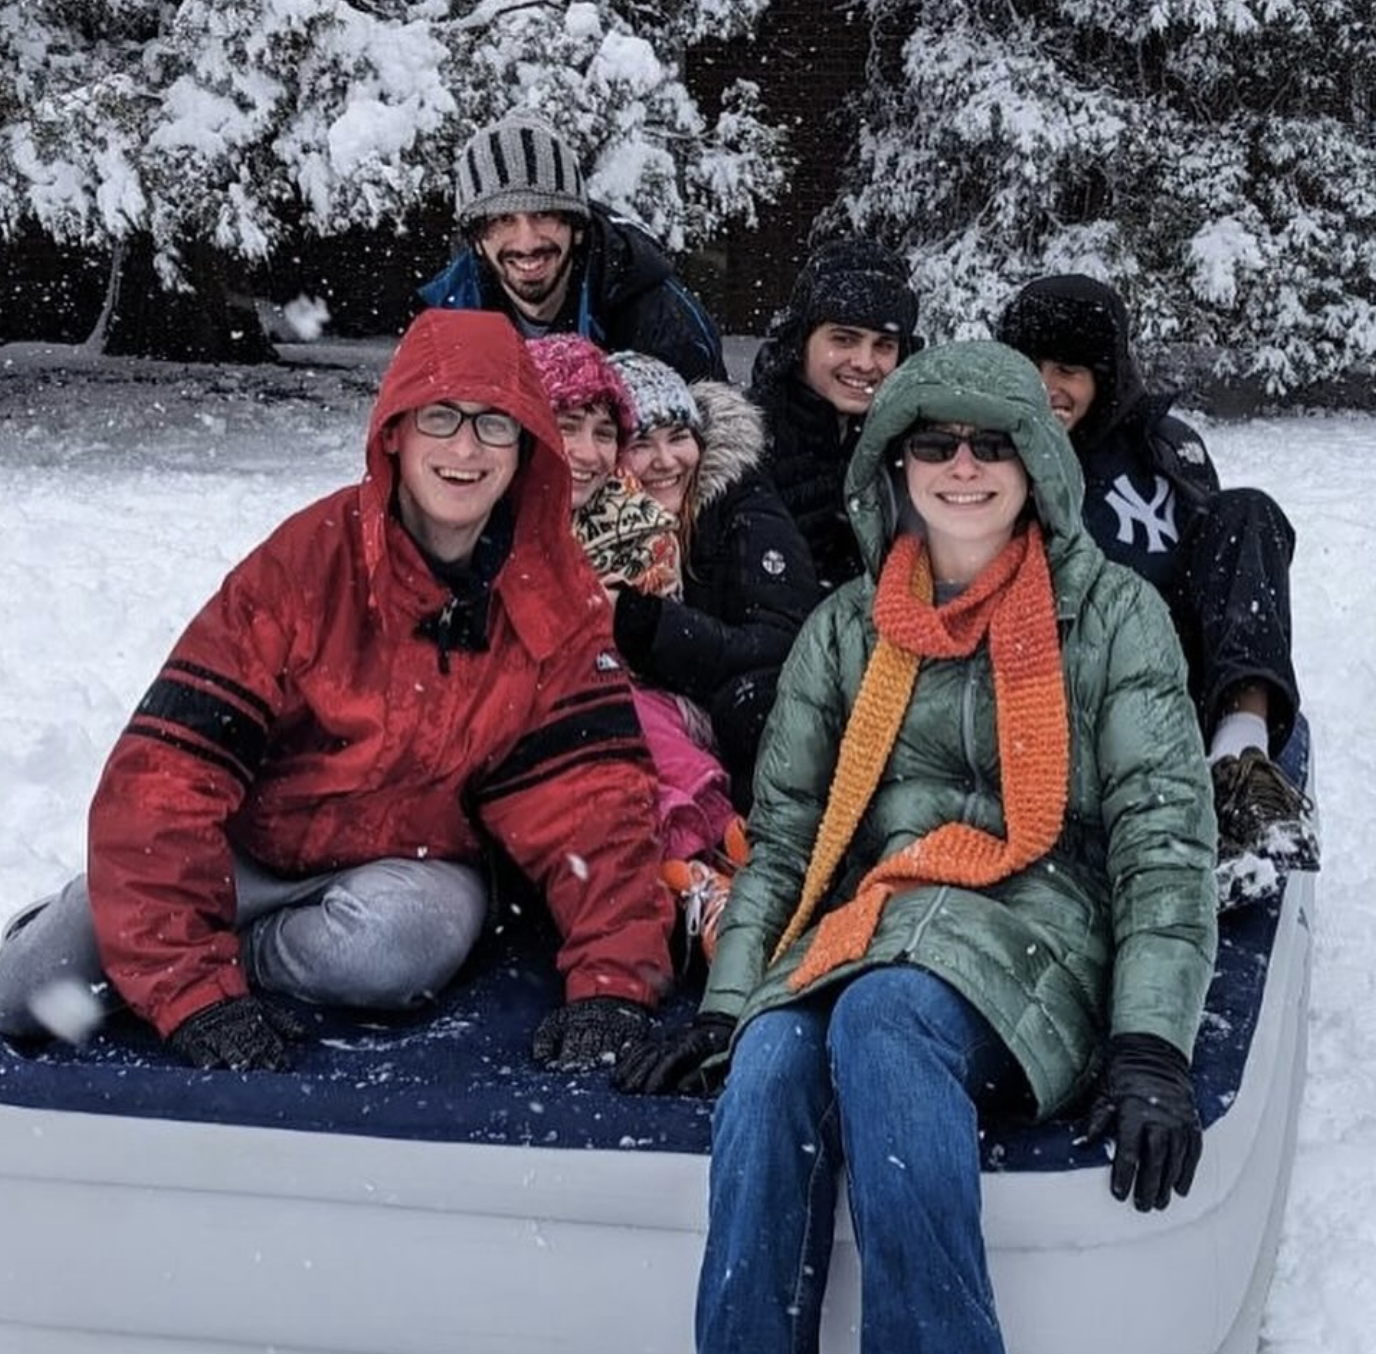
[719,815,750,870]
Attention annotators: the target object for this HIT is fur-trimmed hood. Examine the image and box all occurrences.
[688,380,765,518]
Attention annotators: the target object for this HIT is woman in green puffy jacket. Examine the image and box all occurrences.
[615,340,1219,1354]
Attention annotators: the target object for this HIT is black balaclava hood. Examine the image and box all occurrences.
[995,273,1146,454]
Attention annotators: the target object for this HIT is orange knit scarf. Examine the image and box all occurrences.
[778,524,1070,991]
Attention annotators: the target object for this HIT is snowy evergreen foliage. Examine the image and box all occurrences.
[0,0,786,286]
[844,0,1376,394]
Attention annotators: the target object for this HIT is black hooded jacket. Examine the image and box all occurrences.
[419,201,727,382]
[997,274,1219,590]
[612,381,818,705]
[749,358,866,590]
[611,381,819,798]
[998,274,1301,749]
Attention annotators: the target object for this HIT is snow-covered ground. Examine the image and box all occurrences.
[1,341,1373,1351]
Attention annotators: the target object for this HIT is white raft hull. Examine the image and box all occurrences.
[0,864,1311,1354]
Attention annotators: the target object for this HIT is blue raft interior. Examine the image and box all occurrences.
[0,868,1285,1166]
[0,722,1310,1165]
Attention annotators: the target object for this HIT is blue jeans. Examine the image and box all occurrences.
[697,966,1020,1354]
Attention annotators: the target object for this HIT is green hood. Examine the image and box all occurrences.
[844,340,1090,599]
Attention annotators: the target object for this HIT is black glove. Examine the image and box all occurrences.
[531,997,651,1071]
[168,995,308,1073]
[1082,1032,1202,1212]
[610,586,663,663]
[612,1013,736,1096]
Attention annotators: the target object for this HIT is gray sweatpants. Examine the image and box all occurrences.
[0,855,488,1039]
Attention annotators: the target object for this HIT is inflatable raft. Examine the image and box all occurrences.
[0,728,1316,1354]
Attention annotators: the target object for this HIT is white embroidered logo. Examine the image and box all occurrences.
[1104,474,1178,553]
[595,650,621,673]
[761,549,786,576]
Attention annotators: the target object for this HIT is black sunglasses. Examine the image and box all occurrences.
[902,427,1019,464]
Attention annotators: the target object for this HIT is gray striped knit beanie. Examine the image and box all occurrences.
[456,118,589,229]
[608,352,702,437]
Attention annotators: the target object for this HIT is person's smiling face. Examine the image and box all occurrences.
[801,322,901,415]
[475,211,579,320]
[556,403,620,511]
[1036,360,1097,431]
[619,424,701,517]
[902,422,1029,581]
[389,402,522,563]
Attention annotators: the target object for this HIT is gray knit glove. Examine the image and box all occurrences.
[168,995,308,1072]
[531,997,651,1071]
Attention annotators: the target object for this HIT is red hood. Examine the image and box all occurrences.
[359,309,597,659]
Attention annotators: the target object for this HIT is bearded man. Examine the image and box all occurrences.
[420,116,725,382]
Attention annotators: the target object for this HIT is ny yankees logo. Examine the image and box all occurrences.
[1103,474,1178,552]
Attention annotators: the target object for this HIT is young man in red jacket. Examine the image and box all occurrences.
[0,310,675,1073]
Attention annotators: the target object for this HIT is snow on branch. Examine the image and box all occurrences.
[1,0,786,276]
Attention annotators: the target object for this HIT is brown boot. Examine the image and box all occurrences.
[1212,749,1319,870]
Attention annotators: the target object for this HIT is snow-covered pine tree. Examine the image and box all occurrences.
[0,0,786,358]
[842,0,1376,397]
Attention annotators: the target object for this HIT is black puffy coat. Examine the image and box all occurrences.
[749,278,918,594]
[612,383,820,807]
[750,371,866,591]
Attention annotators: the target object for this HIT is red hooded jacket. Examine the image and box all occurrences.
[87,310,674,1036]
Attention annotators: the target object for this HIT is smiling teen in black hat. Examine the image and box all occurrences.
[751,237,921,591]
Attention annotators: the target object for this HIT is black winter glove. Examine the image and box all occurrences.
[168,995,308,1073]
[1082,1032,1202,1212]
[531,997,651,1071]
[612,1013,736,1097]
[610,586,663,665]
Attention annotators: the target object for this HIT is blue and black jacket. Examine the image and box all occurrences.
[419,202,726,383]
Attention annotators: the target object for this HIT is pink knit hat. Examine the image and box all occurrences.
[525,335,636,441]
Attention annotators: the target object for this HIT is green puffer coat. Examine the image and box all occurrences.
[700,341,1218,1119]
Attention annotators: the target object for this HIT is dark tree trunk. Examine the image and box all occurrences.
[0,222,110,344]
[101,234,279,363]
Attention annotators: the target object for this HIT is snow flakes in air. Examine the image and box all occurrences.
[282,296,330,341]
[1,353,1374,1350]
[26,977,105,1044]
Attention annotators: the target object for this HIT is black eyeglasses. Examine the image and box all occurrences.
[902,427,1019,464]
[412,403,522,448]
